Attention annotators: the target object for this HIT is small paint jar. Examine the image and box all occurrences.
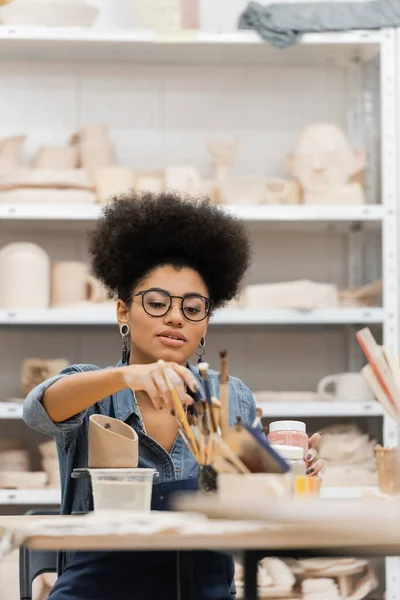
[267,421,308,456]
[270,444,306,475]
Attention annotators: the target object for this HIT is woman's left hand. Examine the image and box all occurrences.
[305,433,324,476]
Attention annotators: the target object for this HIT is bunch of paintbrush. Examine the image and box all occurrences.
[159,354,246,472]
[158,356,288,476]
[357,327,400,424]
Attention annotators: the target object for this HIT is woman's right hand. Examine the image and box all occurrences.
[121,362,199,411]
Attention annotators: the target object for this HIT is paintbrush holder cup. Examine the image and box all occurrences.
[375,445,400,496]
[198,465,218,493]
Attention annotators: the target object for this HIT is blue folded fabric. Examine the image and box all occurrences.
[239,0,400,48]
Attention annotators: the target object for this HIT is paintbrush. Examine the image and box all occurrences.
[211,434,250,474]
[158,360,201,462]
[198,362,218,433]
[219,349,229,438]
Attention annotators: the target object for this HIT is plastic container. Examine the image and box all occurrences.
[267,421,308,456]
[270,444,306,475]
[90,468,156,512]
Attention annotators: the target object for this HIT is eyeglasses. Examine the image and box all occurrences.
[131,288,212,322]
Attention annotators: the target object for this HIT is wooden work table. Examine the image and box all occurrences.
[1,496,400,600]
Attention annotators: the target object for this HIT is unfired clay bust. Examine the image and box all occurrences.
[287,124,366,205]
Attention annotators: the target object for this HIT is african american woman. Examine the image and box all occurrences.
[24,191,323,600]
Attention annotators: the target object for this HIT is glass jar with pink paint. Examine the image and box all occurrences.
[267,420,308,456]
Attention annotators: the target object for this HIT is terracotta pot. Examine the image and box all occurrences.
[91,167,135,203]
[0,243,50,309]
[32,146,78,169]
[51,261,105,307]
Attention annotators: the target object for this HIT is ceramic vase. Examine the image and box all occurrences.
[0,242,50,309]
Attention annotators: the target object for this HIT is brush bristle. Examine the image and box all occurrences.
[219,349,227,359]
[198,362,209,377]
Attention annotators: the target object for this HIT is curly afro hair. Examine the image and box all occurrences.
[88,190,252,308]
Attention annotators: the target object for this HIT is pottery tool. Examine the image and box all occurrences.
[220,422,290,474]
[158,360,201,461]
[356,328,400,418]
[219,350,229,438]
[252,407,263,430]
[198,362,218,433]
[212,456,240,474]
[211,434,250,474]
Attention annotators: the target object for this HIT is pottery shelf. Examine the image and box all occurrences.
[259,401,384,418]
[0,402,23,419]
[0,307,385,326]
[0,203,385,225]
[0,486,376,504]
[0,489,61,505]
[0,400,384,420]
[0,29,381,65]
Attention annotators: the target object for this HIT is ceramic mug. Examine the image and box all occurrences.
[51,261,105,307]
[317,372,375,402]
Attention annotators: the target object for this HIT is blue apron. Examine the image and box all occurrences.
[48,480,235,600]
[49,398,235,600]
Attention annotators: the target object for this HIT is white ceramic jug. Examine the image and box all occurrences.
[0,243,50,309]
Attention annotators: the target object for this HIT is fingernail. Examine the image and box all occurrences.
[306,467,314,475]
[305,453,312,461]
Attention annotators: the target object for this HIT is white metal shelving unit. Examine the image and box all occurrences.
[0,25,399,597]
[0,307,386,326]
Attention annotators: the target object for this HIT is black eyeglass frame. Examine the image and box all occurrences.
[130,287,213,322]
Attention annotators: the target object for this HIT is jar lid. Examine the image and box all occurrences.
[270,444,304,460]
[269,420,306,433]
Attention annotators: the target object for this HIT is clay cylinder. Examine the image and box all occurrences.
[375,445,400,495]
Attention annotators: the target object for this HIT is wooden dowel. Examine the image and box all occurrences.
[158,360,201,461]
[219,349,229,438]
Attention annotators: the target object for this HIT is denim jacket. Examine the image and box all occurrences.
[23,361,256,517]
[23,361,257,599]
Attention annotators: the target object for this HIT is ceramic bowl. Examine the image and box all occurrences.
[0,1,99,27]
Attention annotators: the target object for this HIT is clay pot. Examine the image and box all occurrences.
[0,243,50,309]
[71,124,115,169]
[51,261,105,307]
[0,135,25,175]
